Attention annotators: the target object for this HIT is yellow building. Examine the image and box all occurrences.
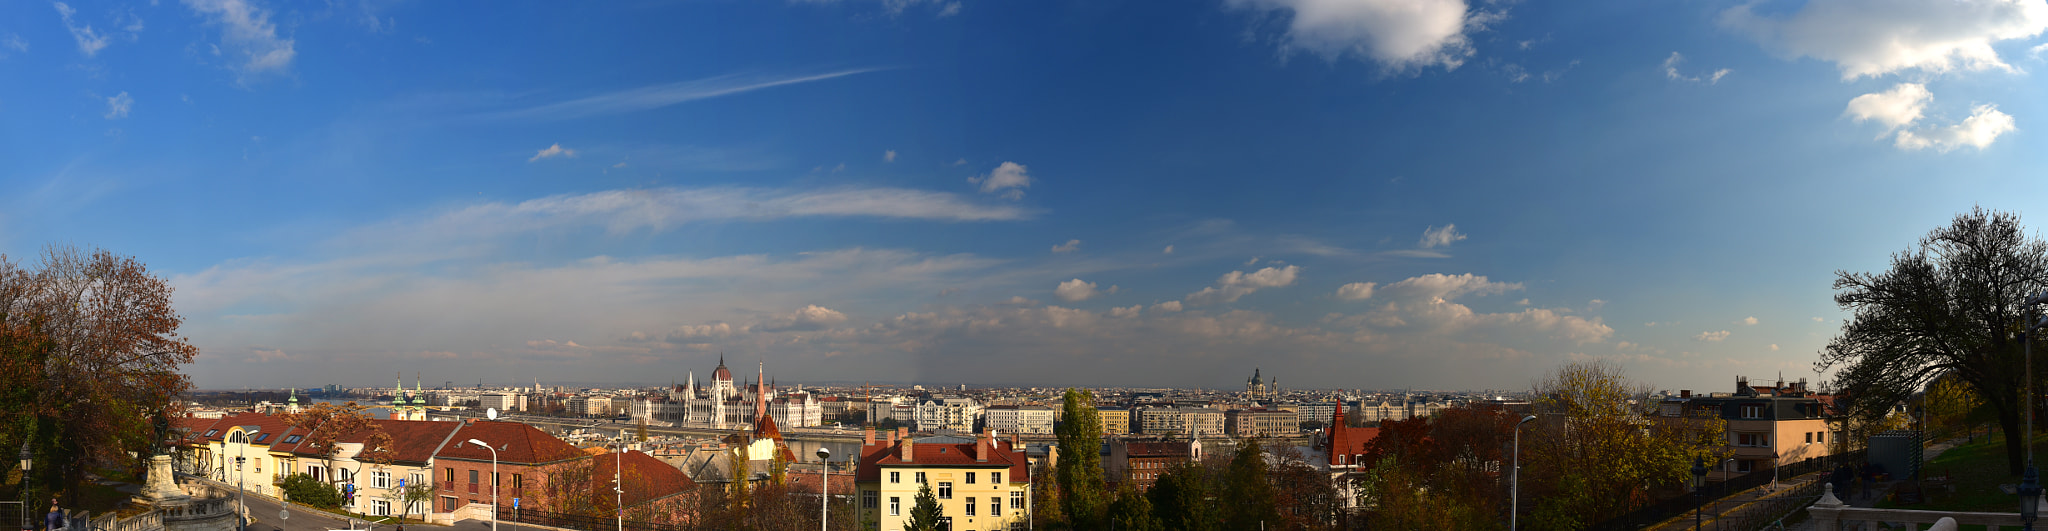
[1096,407,1131,436]
[857,428,1031,531]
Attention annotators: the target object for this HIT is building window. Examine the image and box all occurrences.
[372,500,390,516]
[967,472,976,484]
[916,472,926,484]
[938,482,952,499]
[890,471,900,484]
[372,470,391,489]
[1805,432,1813,444]
[992,472,1001,484]
[446,468,455,483]
[965,497,976,516]
[1736,460,1755,473]
[412,473,427,488]
[1736,433,1771,447]
[1818,432,1827,443]
[862,491,877,509]
[443,497,457,512]
[1742,404,1764,419]
[890,497,900,516]
[470,470,479,484]
[1010,491,1023,509]
[991,499,1001,516]
[492,472,500,487]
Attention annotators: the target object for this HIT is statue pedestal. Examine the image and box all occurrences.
[136,454,193,507]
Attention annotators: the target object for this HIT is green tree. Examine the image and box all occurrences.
[280,473,344,509]
[905,482,943,531]
[1105,484,1159,531]
[1520,360,1726,531]
[1220,437,1279,529]
[1147,462,1218,531]
[1055,388,1106,529]
[1820,207,2048,474]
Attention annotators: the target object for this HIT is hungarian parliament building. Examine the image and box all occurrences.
[629,355,824,430]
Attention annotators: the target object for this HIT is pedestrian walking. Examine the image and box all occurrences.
[44,501,64,531]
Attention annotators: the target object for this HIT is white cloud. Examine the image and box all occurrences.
[1722,0,2048,80]
[884,150,897,162]
[1110,305,1142,318]
[1663,52,1731,83]
[969,161,1033,199]
[1845,83,1932,133]
[1769,343,1781,351]
[528,143,578,162]
[1187,265,1300,305]
[1054,279,1100,302]
[1335,282,1377,301]
[938,2,961,17]
[1163,245,1174,254]
[1846,83,2016,151]
[756,305,849,332]
[183,0,297,79]
[104,91,132,119]
[664,323,734,341]
[350,186,1031,242]
[1894,104,2017,152]
[1152,301,1184,313]
[1516,298,1530,306]
[1226,0,1497,71]
[1379,272,1520,301]
[1051,239,1081,254]
[1812,316,1824,322]
[1694,330,1731,342]
[2,34,26,55]
[1419,224,1466,248]
[479,68,886,122]
[54,2,110,57]
[1740,316,1758,325]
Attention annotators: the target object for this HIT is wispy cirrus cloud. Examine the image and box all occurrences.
[477,68,889,122]
[183,0,297,80]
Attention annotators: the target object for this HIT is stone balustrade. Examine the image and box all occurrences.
[1807,483,2043,531]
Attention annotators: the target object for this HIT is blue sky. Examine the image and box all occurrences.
[6,0,2048,392]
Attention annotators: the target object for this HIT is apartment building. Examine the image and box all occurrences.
[856,428,1031,531]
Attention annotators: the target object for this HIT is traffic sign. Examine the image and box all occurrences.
[279,510,289,520]
[513,498,519,509]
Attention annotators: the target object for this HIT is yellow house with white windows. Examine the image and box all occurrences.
[856,428,1031,531]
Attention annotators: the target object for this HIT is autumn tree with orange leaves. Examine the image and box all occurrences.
[0,246,199,507]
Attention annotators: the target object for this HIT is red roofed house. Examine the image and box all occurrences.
[1321,406,1380,511]
[590,449,699,524]
[432,420,588,518]
[273,419,464,518]
[856,428,1031,531]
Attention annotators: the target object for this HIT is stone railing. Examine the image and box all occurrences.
[112,511,162,531]
[159,497,235,521]
[1807,483,2040,530]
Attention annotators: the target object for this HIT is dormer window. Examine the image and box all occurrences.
[205,429,219,437]
[254,433,271,443]
[284,435,303,444]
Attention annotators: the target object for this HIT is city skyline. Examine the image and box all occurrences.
[6,0,2047,392]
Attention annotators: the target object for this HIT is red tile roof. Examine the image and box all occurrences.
[1323,406,1378,467]
[857,437,1030,485]
[594,450,696,507]
[438,421,584,465]
[277,419,462,465]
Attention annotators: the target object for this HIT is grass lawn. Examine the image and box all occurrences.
[1880,429,2048,513]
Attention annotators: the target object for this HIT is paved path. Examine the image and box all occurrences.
[1651,438,1969,531]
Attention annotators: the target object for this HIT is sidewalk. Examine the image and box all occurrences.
[1651,438,1967,531]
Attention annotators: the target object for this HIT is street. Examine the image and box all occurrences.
[236,492,551,531]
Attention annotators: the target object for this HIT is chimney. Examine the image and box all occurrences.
[887,429,898,446]
[1680,390,1691,398]
[1010,433,1021,451]
[977,428,991,462]
[865,428,875,447]
[901,434,915,463]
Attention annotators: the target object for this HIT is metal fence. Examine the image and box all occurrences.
[1589,449,1867,531]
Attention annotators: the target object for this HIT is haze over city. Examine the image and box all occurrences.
[7,0,2048,392]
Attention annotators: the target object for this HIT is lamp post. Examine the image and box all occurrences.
[615,431,624,531]
[2023,291,2048,529]
[1691,457,1708,531]
[1512,415,1535,530]
[466,439,497,531]
[235,456,246,531]
[817,446,831,531]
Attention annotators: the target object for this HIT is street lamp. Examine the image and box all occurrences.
[2022,291,2048,528]
[466,439,497,531]
[1691,457,1708,531]
[235,456,247,531]
[817,446,831,531]
[615,431,624,531]
[1512,415,1535,530]
[2023,465,2041,531]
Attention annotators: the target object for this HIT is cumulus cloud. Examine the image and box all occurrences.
[1770,344,1781,351]
[183,0,297,79]
[1895,104,2017,152]
[664,323,735,341]
[1335,282,1377,301]
[1694,330,1731,342]
[1051,239,1081,254]
[1722,0,2048,80]
[1054,279,1101,302]
[1846,83,2016,151]
[54,2,110,57]
[1152,301,1184,313]
[104,91,132,119]
[1740,316,1758,325]
[1187,265,1301,305]
[756,305,849,332]
[529,143,577,162]
[1226,0,1499,71]
[969,161,1033,199]
[1845,83,1932,133]
[1110,305,1143,318]
[1336,272,1612,345]
[1419,224,1467,248]
[1379,273,1521,301]
[884,150,897,162]
[1163,245,1174,254]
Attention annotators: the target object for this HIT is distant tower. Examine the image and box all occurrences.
[286,387,301,414]
[755,361,769,423]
